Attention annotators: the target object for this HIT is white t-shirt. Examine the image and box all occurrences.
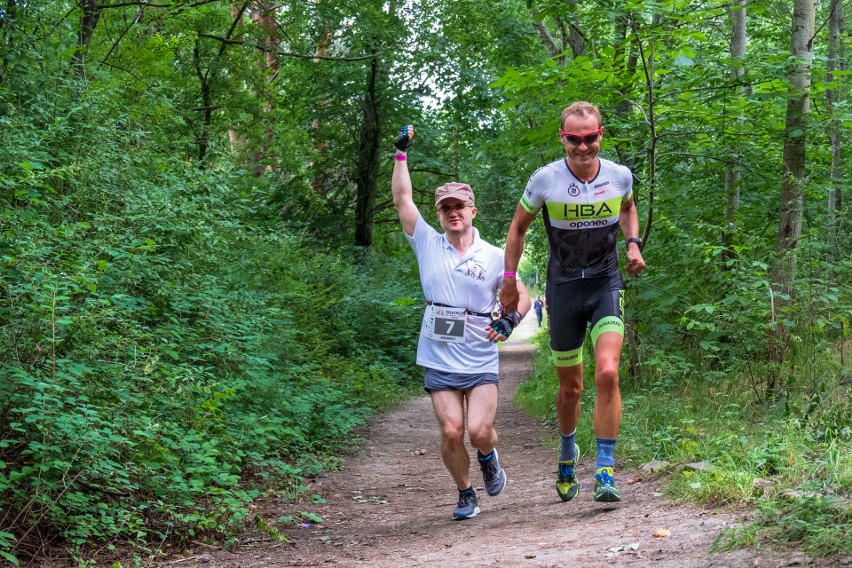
[406,215,504,374]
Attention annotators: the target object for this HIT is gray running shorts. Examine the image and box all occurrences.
[423,368,499,393]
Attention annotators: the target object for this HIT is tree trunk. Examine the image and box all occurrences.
[826,0,845,270]
[767,0,816,378]
[529,3,586,65]
[354,51,381,247]
[195,2,246,169]
[630,13,658,247]
[0,0,18,85]
[614,10,641,380]
[310,0,334,197]
[566,0,585,58]
[531,17,559,59]
[193,39,213,168]
[72,0,100,79]
[251,0,280,175]
[721,0,747,269]
[614,12,638,168]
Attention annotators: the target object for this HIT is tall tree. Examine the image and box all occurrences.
[72,0,100,79]
[225,0,279,174]
[250,0,280,174]
[630,10,661,248]
[195,2,249,167]
[826,0,845,269]
[0,0,20,84]
[564,0,586,59]
[309,0,335,197]
[353,46,383,247]
[722,0,747,268]
[529,0,585,64]
[349,0,401,247]
[768,0,816,373]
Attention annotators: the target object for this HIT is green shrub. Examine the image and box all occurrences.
[0,93,422,561]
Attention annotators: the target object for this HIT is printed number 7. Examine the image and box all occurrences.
[445,321,455,334]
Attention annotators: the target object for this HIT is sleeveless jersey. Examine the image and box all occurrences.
[520,157,633,285]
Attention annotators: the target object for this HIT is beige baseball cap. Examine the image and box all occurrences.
[434,182,475,207]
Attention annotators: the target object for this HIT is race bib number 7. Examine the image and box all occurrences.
[425,305,467,343]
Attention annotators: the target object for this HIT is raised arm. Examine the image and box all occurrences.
[500,204,538,312]
[391,125,420,237]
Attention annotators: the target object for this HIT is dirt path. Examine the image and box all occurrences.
[202,315,825,568]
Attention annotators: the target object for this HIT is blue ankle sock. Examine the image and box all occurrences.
[560,430,577,462]
[595,437,617,469]
[477,450,493,462]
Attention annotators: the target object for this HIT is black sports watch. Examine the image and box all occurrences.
[626,237,643,247]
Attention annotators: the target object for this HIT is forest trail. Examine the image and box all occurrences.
[200,315,824,568]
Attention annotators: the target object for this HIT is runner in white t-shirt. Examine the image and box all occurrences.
[392,125,531,521]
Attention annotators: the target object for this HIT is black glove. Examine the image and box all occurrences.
[395,125,413,152]
[490,316,515,338]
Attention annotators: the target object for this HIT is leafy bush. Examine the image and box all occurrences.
[0,83,422,562]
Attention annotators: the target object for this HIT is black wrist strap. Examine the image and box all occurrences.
[626,237,642,247]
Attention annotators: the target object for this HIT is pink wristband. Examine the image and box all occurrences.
[504,272,516,278]
[394,153,407,161]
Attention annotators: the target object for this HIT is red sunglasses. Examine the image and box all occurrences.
[559,126,603,146]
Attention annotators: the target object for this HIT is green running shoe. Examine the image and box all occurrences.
[556,443,580,502]
[593,466,621,502]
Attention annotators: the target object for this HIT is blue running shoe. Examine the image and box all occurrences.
[593,466,621,502]
[556,443,580,502]
[479,449,507,497]
[452,489,480,520]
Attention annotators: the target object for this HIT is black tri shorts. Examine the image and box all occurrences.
[546,277,624,367]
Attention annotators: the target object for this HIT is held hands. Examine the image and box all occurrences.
[499,278,520,313]
[488,316,515,340]
[486,311,522,343]
[395,125,414,152]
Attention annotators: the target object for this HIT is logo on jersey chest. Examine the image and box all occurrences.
[563,201,614,219]
[458,258,486,281]
[567,183,581,197]
[593,181,612,196]
[546,196,622,225]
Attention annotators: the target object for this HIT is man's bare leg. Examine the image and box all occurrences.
[431,389,471,490]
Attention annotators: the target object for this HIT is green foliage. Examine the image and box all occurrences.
[2,0,850,563]
[0,31,422,562]
[518,340,851,555]
[711,434,852,556]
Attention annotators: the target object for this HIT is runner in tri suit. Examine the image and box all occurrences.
[391,125,531,521]
[500,102,646,503]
